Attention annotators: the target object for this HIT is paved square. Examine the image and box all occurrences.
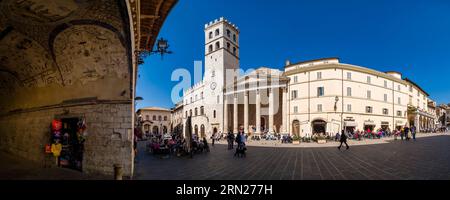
[134,135,450,180]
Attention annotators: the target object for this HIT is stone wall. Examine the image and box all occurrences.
[0,102,133,177]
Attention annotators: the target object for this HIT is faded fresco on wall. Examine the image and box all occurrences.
[0,0,130,112]
[53,25,128,85]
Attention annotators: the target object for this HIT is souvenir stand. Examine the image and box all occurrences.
[48,117,86,171]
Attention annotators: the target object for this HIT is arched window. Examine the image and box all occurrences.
[209,45,213,53]
[158,116,162,121]
[227,42,230,50]
[200,124,205,138]
[153,115,156,120]
[215,42,220,50]
[190,109,192,116]
[164,116,167,121]
[200,106,204,115]
[185,111,188,118]
[213,110,216,118]
[233,34,236,42]
[215,29,219,36]
[226,29,231,37]
[195,108,198,116]
[146,115,149,120]
[233,47,236,55]
[209,31,213,39]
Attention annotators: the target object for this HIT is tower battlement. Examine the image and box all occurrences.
[204,17,239,32]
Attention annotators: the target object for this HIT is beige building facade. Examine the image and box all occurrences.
[170,18,438,139]
[137,107,171,135]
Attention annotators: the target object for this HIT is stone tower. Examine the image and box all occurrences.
[203,17,240,133]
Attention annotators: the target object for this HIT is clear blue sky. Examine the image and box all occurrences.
[136,0,450,109]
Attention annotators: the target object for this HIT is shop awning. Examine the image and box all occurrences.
[364,121,376,126]
[381,121,390,125]
[344,121,358,127]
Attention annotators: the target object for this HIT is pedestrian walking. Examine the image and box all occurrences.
[338,130,349,150]
[227,131,234,150]
[411,125,416,141]
[404,126,410,141]
[234,132,242,157]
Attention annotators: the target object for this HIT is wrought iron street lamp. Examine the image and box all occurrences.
[137,38,173,63]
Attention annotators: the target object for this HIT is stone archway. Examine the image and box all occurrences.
[312,119,327,134]
[194,124,199,136]
[0,0,177,177]
[200,124,205,138]
[292,120,300,136]
[152,126,159,134]
[144,124,150,133]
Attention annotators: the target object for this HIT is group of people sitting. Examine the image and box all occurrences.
[147,134,178,156]
[147,133,210,157]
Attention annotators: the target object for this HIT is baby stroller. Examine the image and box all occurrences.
[234,143,247,158]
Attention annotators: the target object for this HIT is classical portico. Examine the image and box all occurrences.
[222,68,289,135]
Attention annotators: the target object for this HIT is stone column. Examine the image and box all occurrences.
[233,94,238,133]
[269,88,274,133]
[244,91,249,134]
[256,90,261,134]
[415,114,419,130]
[282,87,287,134]
[223,95,228,133]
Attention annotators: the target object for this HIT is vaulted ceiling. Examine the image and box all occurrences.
[0,0,177,114]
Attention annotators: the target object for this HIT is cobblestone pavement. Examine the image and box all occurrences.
[0,152,110,180]
[134,133,450,180]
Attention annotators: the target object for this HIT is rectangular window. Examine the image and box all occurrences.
[347,72,352,80]
[366,106,373,113]
[347,104,352,112]
[317,104,323,112]
[384,80,388,88]
[397,111,402,117]
[294,106,298,113]
[398,85,401,91]
[294,76,298,83]
[398,97,401,105]
[383,108,389,115]
[291,90,298,99]
[317,87,324,97]
[367,90,371,99]
[317,72,322,80]
[347,87,352,96]
[384,94,388,102]
[409,85,413,92]
[217,95,220,104]
[367,76,371,84]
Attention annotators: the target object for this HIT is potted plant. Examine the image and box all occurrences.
[302,136,311,143]
[292,135,300,144]
[317,135,327,144]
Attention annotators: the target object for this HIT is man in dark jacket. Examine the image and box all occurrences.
[404,126,410,141]
[338,130,349,150]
